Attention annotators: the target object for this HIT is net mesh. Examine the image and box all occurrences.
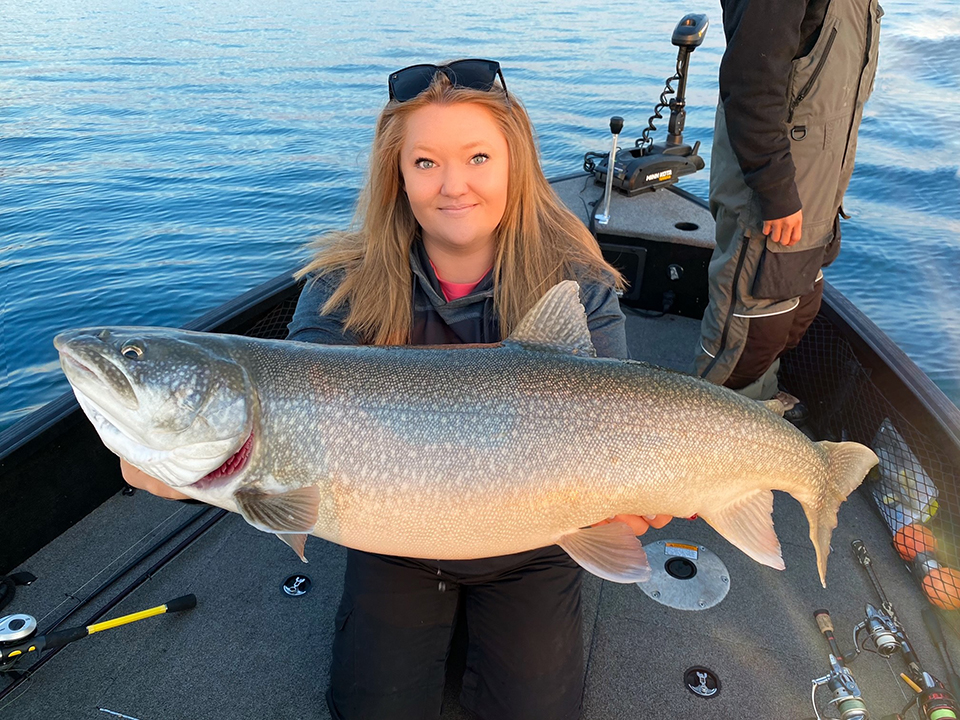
[781,315,960,625]
[243,296,302,340]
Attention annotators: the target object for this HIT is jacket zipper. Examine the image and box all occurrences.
[788,26,839,123]
[839,1,879,172]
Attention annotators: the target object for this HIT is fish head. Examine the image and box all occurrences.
[54,327,256,489]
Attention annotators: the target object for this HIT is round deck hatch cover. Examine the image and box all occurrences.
[684,666,720,698]
[282,575,312,597]
[636,539,730,610]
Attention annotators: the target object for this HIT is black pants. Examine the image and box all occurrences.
[327,546,584,720]
[725,279,824,391]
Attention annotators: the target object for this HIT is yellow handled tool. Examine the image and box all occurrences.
[0,594,195,670]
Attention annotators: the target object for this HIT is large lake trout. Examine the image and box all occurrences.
[55,281,877,587]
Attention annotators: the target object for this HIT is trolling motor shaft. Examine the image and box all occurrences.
[663,14,709,146]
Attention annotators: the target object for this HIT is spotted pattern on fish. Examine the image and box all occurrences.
[55,281,878,586]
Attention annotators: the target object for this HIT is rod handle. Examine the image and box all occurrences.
[165,594,197,613]
[814,609,834,634]
[42,625,88,650]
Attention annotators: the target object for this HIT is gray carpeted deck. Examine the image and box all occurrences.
[3,179,957,719]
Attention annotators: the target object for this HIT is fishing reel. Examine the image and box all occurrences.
[812,654,871,720]
[813,610,871,720]
[0,595,196,675]
[881,672,960,720]
[586,13,708,197]
[854,603,902,659]
[0,613,39,674]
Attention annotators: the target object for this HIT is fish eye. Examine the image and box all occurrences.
[121,343,143,360]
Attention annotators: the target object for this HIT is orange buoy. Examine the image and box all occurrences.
[921,567,960,610]
[893,523,938,561]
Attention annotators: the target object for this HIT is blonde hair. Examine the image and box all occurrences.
[296,71,622,345]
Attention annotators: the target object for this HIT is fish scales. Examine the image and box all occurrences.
[56,281,878,585]
[239,346,812,555]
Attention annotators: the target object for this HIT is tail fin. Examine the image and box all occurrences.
[804,441,879,587]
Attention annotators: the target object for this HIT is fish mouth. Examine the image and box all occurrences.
[56,333,139,411]
[191,430,255,491]
[60,352,98,381]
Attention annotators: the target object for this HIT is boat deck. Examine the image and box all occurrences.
[3,310,956,720]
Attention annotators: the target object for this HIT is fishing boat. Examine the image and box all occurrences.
[3,16,959,720]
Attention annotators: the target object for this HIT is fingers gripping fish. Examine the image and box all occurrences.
[55,281,878,587]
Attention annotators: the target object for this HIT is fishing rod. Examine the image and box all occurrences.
[812,609,871,719]
[922,607,960,701]
[0,594,196,673]
[853,540,923,673]
[0,508,227,704]
[43,506,215,637]
[852,539,958,720]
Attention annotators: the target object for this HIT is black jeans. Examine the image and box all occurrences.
[327,546,584,720]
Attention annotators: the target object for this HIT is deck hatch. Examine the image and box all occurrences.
[636,539,730,611]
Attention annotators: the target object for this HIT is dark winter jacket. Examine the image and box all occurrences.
[287,239,628,359]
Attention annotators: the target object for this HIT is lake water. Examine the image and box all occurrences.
[2,0,959,431]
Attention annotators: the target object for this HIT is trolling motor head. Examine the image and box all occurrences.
[588,13,709,197]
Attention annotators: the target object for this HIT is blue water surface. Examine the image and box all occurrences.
[2,0,959,430]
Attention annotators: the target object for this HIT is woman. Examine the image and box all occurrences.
[124,59,671,719]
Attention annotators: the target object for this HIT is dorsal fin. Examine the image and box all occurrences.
[504,280,596,357]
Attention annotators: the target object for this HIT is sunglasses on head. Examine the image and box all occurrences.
[388,59,509,104]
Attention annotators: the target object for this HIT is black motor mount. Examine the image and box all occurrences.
[589,13,709,196]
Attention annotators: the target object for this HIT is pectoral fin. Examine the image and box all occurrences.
[558,522,651,583]
[235,486,321,540]
[700,489,784,571]
[277,533,309,563]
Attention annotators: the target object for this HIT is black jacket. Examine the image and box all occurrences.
[287,239,628,359]
[719,0,830,220]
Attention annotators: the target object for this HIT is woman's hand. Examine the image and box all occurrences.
[591,514,672,535]
[120,459,191,500]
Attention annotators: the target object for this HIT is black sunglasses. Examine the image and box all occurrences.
[388,59,509,104]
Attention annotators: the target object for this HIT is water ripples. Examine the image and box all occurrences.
[1,0,958,430]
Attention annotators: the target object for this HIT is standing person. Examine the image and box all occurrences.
[122,59,671,719]
[695,0,882,413]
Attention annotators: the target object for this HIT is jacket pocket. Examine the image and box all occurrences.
[788,25,839,123]
[752,213,841,301]
[752,244,826,301]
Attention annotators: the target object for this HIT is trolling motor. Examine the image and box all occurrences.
[0,594,196,675]
[586,13,708,199]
